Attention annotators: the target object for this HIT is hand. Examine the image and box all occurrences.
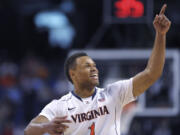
[153,4,171,35]
[42,116,72,135]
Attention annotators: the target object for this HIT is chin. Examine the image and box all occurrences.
[93,80,99,86]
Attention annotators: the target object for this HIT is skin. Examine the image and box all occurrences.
[133,4,171,97]
[69,56,99,98]
[24,116,72,135]
[24,4,171,135]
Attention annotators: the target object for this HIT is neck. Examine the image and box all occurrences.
[74,85,95,98]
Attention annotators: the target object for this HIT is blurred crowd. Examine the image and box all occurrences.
[0,54,71,135]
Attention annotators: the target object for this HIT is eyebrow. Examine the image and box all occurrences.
[84,62,96,65]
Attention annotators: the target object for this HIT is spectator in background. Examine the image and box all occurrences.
[0,62,22,126]
[19,55,52,122]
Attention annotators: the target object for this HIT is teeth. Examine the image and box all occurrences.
[90,74,97,77]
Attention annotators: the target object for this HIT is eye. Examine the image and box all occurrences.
[84,63,96,68]
[85,64,91,68]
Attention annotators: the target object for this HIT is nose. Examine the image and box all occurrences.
[91,66,98,73]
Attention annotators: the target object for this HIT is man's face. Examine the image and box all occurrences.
[71,56,99,87]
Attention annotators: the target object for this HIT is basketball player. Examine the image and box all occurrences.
[24,4,171,135]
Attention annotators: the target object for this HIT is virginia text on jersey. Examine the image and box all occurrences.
[71,105,109,123]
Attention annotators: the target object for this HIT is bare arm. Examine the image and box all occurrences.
[133,4,171,97]
[24,115,49,135]
[24,115,71,135]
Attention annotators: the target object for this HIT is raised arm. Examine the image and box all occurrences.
[133,4,171,97]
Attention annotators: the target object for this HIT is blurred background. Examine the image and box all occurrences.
[0,0,180,134]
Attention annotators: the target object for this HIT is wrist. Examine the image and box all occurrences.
[40,123,48,134]
[156,31,166,36]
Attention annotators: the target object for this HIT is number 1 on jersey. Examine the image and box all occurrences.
[89,122,95,135]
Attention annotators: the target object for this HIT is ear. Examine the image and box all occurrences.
[69,69,75,80]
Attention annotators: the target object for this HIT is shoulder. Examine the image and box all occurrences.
[58,92,73,102]
[98,78,133,95]
[106,78,133,88]
[47,92,72,106]
[42,92,72,113]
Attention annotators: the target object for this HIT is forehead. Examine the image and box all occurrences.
[76,56,95,65]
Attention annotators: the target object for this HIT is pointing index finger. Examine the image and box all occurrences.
[159,4,167,15]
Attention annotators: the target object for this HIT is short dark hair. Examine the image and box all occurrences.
[64,52,88,83]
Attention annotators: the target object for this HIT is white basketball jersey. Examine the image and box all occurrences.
[39,78,136,135]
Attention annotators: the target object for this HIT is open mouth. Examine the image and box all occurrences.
[90,74,98,79]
